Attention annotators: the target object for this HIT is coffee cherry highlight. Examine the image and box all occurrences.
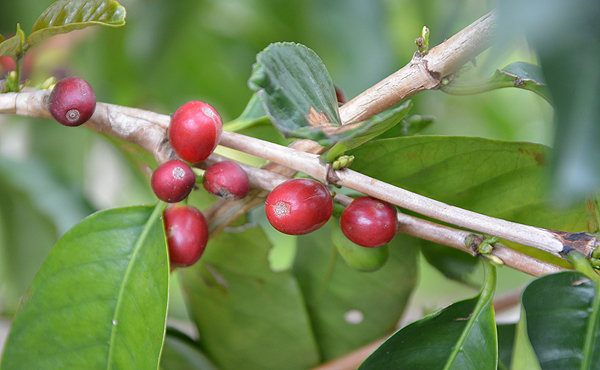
[265,178,333,235]
[203,161,250,200]
[48,77,96,127]
[340,196,398,248]
[163,205,208,267]
[168,101,223,163]
[151,159,196,203]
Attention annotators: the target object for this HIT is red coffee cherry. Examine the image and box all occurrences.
[265,178,333,235]
[48,77,96,126]
[163,205,208,267]
[168,101,223,163]
[203,161,250,200]
[340,197,398,248]
[151,159,196,203]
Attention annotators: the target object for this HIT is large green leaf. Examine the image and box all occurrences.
[497,324,517,370]
[358,261,497,370]
[0,205,169,370]
[521,271,600,369]
[26,0,126,47]
[349,136,589,264]
[179,225,320,370]
[249,42,377,146]
[292,220,419,361]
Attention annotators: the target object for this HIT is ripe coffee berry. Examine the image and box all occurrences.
[340,197,398,248]
[168,101,223,163]
[265,178,333,235]
[163,205,208,267]
[48,77,96,126]
[203,161,250,200]
[151,159,196,203]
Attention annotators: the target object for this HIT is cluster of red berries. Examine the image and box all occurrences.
[47,78,250,268]
[151,101,251,268]
[265,178,399,248]
[48,77,397,268]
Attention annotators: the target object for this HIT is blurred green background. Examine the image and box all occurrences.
[0,0,553,351]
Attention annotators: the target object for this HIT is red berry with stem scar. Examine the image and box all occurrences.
[163,205,208,267]
[203,161,250,200]
[340,196,398,248]
[151,159,196,203]
[48,77,96,126]
[168,101,223,163]
[265,178,333,235]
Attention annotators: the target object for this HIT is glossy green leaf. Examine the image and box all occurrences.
[349,136,589,265]
[249,42,377,146]
[321,101,412,163]
[293,221,418,361]
[160,328,219,370]
[440,62,551,103]
[0,24,24,58]
[358,261,497,370]
[179,225,320,370]
[420,241,480,286]
[1,205,169,370]
[521,271,600,369]
[26,0,126,48]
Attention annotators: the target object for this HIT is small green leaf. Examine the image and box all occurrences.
[293,221,419,361]
[0,205,169,370]
[358,261,497,370]
[321,101,412,163]
[440,62,551,103]
[522,271,600,369]
[27,0,126,48]
[0,24,25,58]
[249,42,376,145]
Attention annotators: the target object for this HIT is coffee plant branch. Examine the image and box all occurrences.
[203,153,564,277]
[0,9,587,270]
